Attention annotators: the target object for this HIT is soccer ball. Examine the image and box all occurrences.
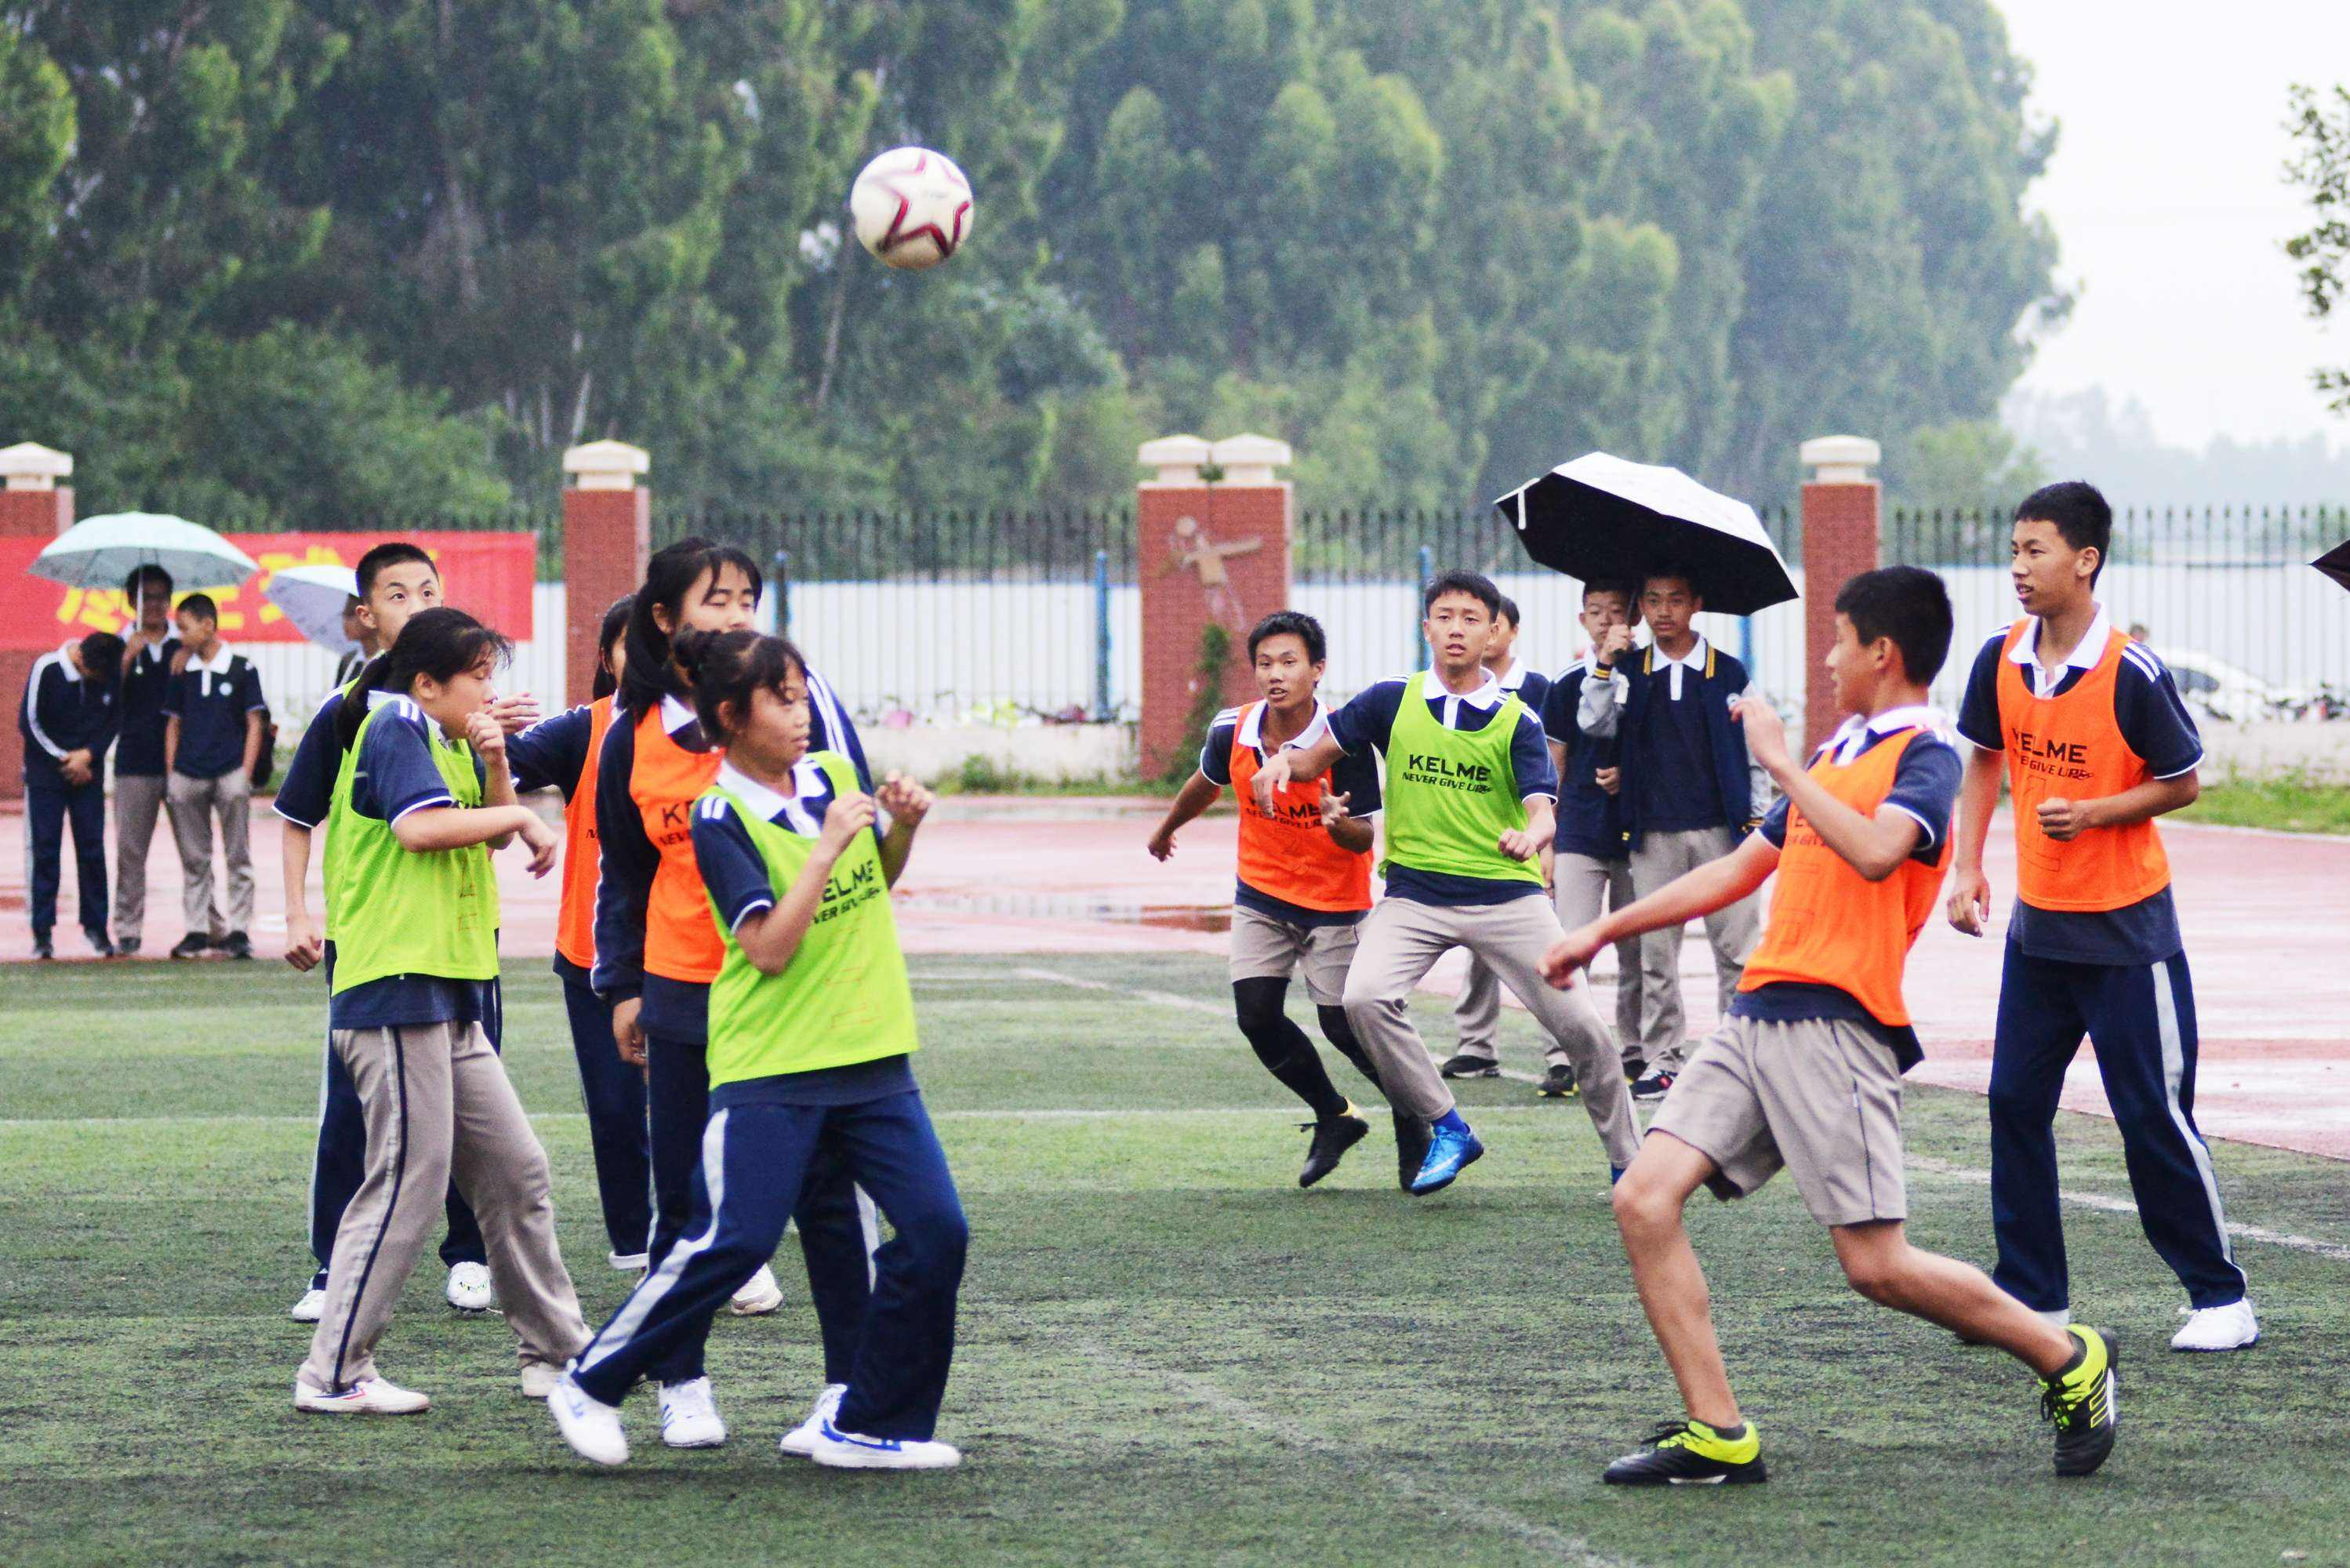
[849,147,973,271]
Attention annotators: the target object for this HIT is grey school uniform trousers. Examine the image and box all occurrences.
[1451,852,1643,1070]
[111,772,169,943]
[165,770,255,938]
[1628,826,1760,1073]
[1344,893,1642,1170]
[300,1018,589,1394]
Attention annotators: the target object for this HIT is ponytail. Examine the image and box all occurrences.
[618,537,762,716]
[591,593,634,701]
[334,608,513,753]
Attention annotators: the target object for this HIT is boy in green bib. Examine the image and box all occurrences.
[552,631,969,1472]
[1255,572,1641,1194]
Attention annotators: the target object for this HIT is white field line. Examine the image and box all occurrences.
[1073,1337,1638,1568]
[1909,1156,2350,1264]
[1015,965,1226,1016]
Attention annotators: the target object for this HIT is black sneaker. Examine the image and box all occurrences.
[85,929,117,958]
[1537,1064,1578,1099]
[118,938,142,957]
[2041,1325,2119,1478]
[1438,1053,1500,1080]
[1603,1419,1766,1486]
[1622,1056,1648,1083]
[220,931,256,960]
[1632,1069,1678,1102]
[33,935,54,960]
[1298,1108,1371,1189]
[169,933,212,960]
[1392,1109,1431,1192]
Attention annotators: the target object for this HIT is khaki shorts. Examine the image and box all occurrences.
[1647,1013,1907,1228]
[1229,906,1361,1007]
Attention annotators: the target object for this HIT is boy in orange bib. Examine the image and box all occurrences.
[1544,567,2117,1486]
[1951,482,2254,1353]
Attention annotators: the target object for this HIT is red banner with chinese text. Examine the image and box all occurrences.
[1,532,536,650]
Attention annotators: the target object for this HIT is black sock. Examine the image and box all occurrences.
[1234,979,1349,1119]
[2054,1334,2086,1378]
[1315,1004,1382,1088]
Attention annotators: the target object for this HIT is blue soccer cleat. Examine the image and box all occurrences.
[1409,1120,1484,1195]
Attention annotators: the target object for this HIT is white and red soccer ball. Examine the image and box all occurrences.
[849,147,972,271]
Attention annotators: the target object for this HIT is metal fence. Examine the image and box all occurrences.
[234,501,2350,727]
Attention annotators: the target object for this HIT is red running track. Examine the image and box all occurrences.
[5,798,2344,1158]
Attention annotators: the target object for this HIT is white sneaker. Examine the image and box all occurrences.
[549,1374,630,1466]
[445,1261,496,1313]
[2172,1297,2260,1352]
[519,1362,562,1399]
[728,1263,783,1316]
[779,1384,848,1458]
[810,1420,962,1471]
[659,1376,728,1448]
[294,1376,431,1415]
[289,1286,326,1323]
[608,1250,648,1272]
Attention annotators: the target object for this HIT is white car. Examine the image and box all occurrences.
[2159,648,2313,723]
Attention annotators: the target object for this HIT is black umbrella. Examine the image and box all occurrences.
[1494,452,1798,616]
[2315,538,2350,596]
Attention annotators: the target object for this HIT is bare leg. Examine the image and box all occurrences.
[1611,1131,1741,1428]
[1829,1221,2075,1377]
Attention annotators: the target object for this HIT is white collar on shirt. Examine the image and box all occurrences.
[1420,668,1502,730]
[1490,659,1526,691]
[2006,602,2112,698]
[186,644,234,677]
[1651,633,1709,700]
[660,693,699,734]
[717,757,830,836]
[1238,697,1331,753]
[1823,703,1949,764]
[52,641,81,682]
[367,687,401,710]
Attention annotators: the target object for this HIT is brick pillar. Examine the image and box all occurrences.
[561,441,651,706]
[1136,434,1294,778]
[0,443,77,803]
[1798,435,1882,752]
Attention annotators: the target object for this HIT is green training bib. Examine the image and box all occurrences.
[703,751,919,1088]
[327,698,500,995]
[1379,670,1543,886]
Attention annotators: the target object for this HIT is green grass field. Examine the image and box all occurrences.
[5,956,2348,1568]
[2180,774,2350,836]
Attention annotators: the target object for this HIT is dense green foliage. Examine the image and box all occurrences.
[2286,82,2350,418]
[3,0,2062,521]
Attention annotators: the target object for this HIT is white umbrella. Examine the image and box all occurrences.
[265,563,362,654]
[30,512,260,592]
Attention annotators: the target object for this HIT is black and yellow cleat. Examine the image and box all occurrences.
[1536,1063,1578,1099]
[2040,1325,2119,1477]
[1298,1106,1371,1189]
[1602,1419,1766,1486]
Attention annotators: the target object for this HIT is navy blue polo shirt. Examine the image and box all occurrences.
[1200,699,1383,927]
[164,648,267,779]
[1539,659,1624,861]
[17,644,118,786]
[328,699,499,1032]
[1327,672,1558,906]
[1956,613,2204,966]
[114,635,181,777]
[691,758,914,1108]
[1731,715,1964,1070]
[1632,646,1732,832]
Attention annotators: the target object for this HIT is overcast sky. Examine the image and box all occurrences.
[1998,0,2350,450]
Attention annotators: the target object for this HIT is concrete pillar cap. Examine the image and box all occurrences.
[0,441,72,491]
[1800,435,1880,485]
[1138,434,1213,486]
[563,440,650,490]
[1209,434,1291,485]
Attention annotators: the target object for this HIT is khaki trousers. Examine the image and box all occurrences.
[300,1019,589,1394]
[111,773,168,942]
[1627,827,1760,1073]
[1342,894,1641,1169]
[1451,852,1642,1070]
[165,771,254,938]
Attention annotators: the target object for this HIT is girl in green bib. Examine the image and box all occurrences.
[552,631,969,1472]
[296,609,588,1415]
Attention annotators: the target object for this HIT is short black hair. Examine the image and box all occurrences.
[1422,569,1501,618]
[78,631,126,685]
[1582,578,1637,610]
[2014,481,2112,583]
[1247,610,1327,665]
[122,564,173,599]
[1493,594,1521,630]
[355,542,438,598]
[177,593,220,624]
[1641,561,1698,598]
[1833,566,1953,684]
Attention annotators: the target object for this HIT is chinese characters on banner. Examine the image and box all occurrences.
[1,532,537,650]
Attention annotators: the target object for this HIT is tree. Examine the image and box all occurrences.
[2285,83,2350,416]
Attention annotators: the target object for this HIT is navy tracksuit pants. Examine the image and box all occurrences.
[643,1026,874,1385]
[572,1087,968,1439]
[559,973,652,1261]
[1988,943,2247,1312]
[26,776,107,942]
[307,941,486,1286]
